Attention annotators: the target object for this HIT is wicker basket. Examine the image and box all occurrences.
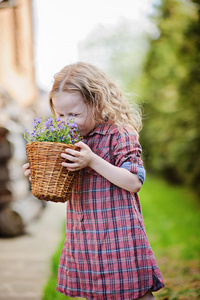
[26,141,80,203]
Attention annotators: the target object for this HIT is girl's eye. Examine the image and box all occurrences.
[69,114,80,117]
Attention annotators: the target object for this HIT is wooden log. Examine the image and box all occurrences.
[12,195,45,225]
[0,127,9,138]
[0,185,13,210]
[0,165,9,182]
[0,192,12,210]
[0,127,12,161]
[0,207,24,237]
[0,140,12,162]
[0,185,11,196]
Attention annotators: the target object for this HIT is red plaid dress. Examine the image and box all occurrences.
[57,123,164,300]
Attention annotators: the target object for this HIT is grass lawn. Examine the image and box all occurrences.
[42,176,200,300]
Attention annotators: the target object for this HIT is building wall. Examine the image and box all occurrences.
[0,1,43,237]
[0,0,38,106]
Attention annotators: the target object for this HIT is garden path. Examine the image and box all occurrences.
[0,201,66,300]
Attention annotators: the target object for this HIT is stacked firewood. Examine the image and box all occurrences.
[0,127,24,237]
[0,88,47,238]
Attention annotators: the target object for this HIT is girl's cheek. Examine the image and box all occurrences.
[75,117,83,128]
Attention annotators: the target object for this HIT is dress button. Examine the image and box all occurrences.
[78,212,84,221]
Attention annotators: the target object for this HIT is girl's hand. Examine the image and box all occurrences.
[22,162,31,181]
[61,141,142,193]
[61,141,95,171]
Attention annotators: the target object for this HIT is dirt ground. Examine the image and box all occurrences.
[156,257,200,300]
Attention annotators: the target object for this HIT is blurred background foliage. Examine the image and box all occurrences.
[80,0,200,197]
[138,0,200,196]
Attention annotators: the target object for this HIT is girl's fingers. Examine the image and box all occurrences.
[62,161,76,167]
[22,163,30,170]
[23,163,31,180]
[61,153,78,162]
[66,167,79,171]
[64,149,80,157]
[24,169,31,176]
[62,162,79,170]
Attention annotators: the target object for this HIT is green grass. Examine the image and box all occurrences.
[140,176,200,260]
[42,237,68,300]
[42,176,200,300]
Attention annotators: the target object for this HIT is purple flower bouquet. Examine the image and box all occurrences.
[24,116,82,203]
[24,116,82,144]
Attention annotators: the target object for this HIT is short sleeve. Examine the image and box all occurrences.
[112,128,145,181]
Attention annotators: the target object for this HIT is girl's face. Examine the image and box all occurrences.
[52,92,98,137]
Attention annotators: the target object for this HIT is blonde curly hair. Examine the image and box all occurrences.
[49,62,142,136]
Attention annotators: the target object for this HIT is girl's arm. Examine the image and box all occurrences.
[88,152,142,193]
[61,141,142,193]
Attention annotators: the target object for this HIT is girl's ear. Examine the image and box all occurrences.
[97,103,101,112]
[90,101,102,121]
[95,103,102,118]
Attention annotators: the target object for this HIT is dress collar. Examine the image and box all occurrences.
[85,121,117,137]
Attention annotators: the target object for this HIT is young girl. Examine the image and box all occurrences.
[23,62,164,300]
